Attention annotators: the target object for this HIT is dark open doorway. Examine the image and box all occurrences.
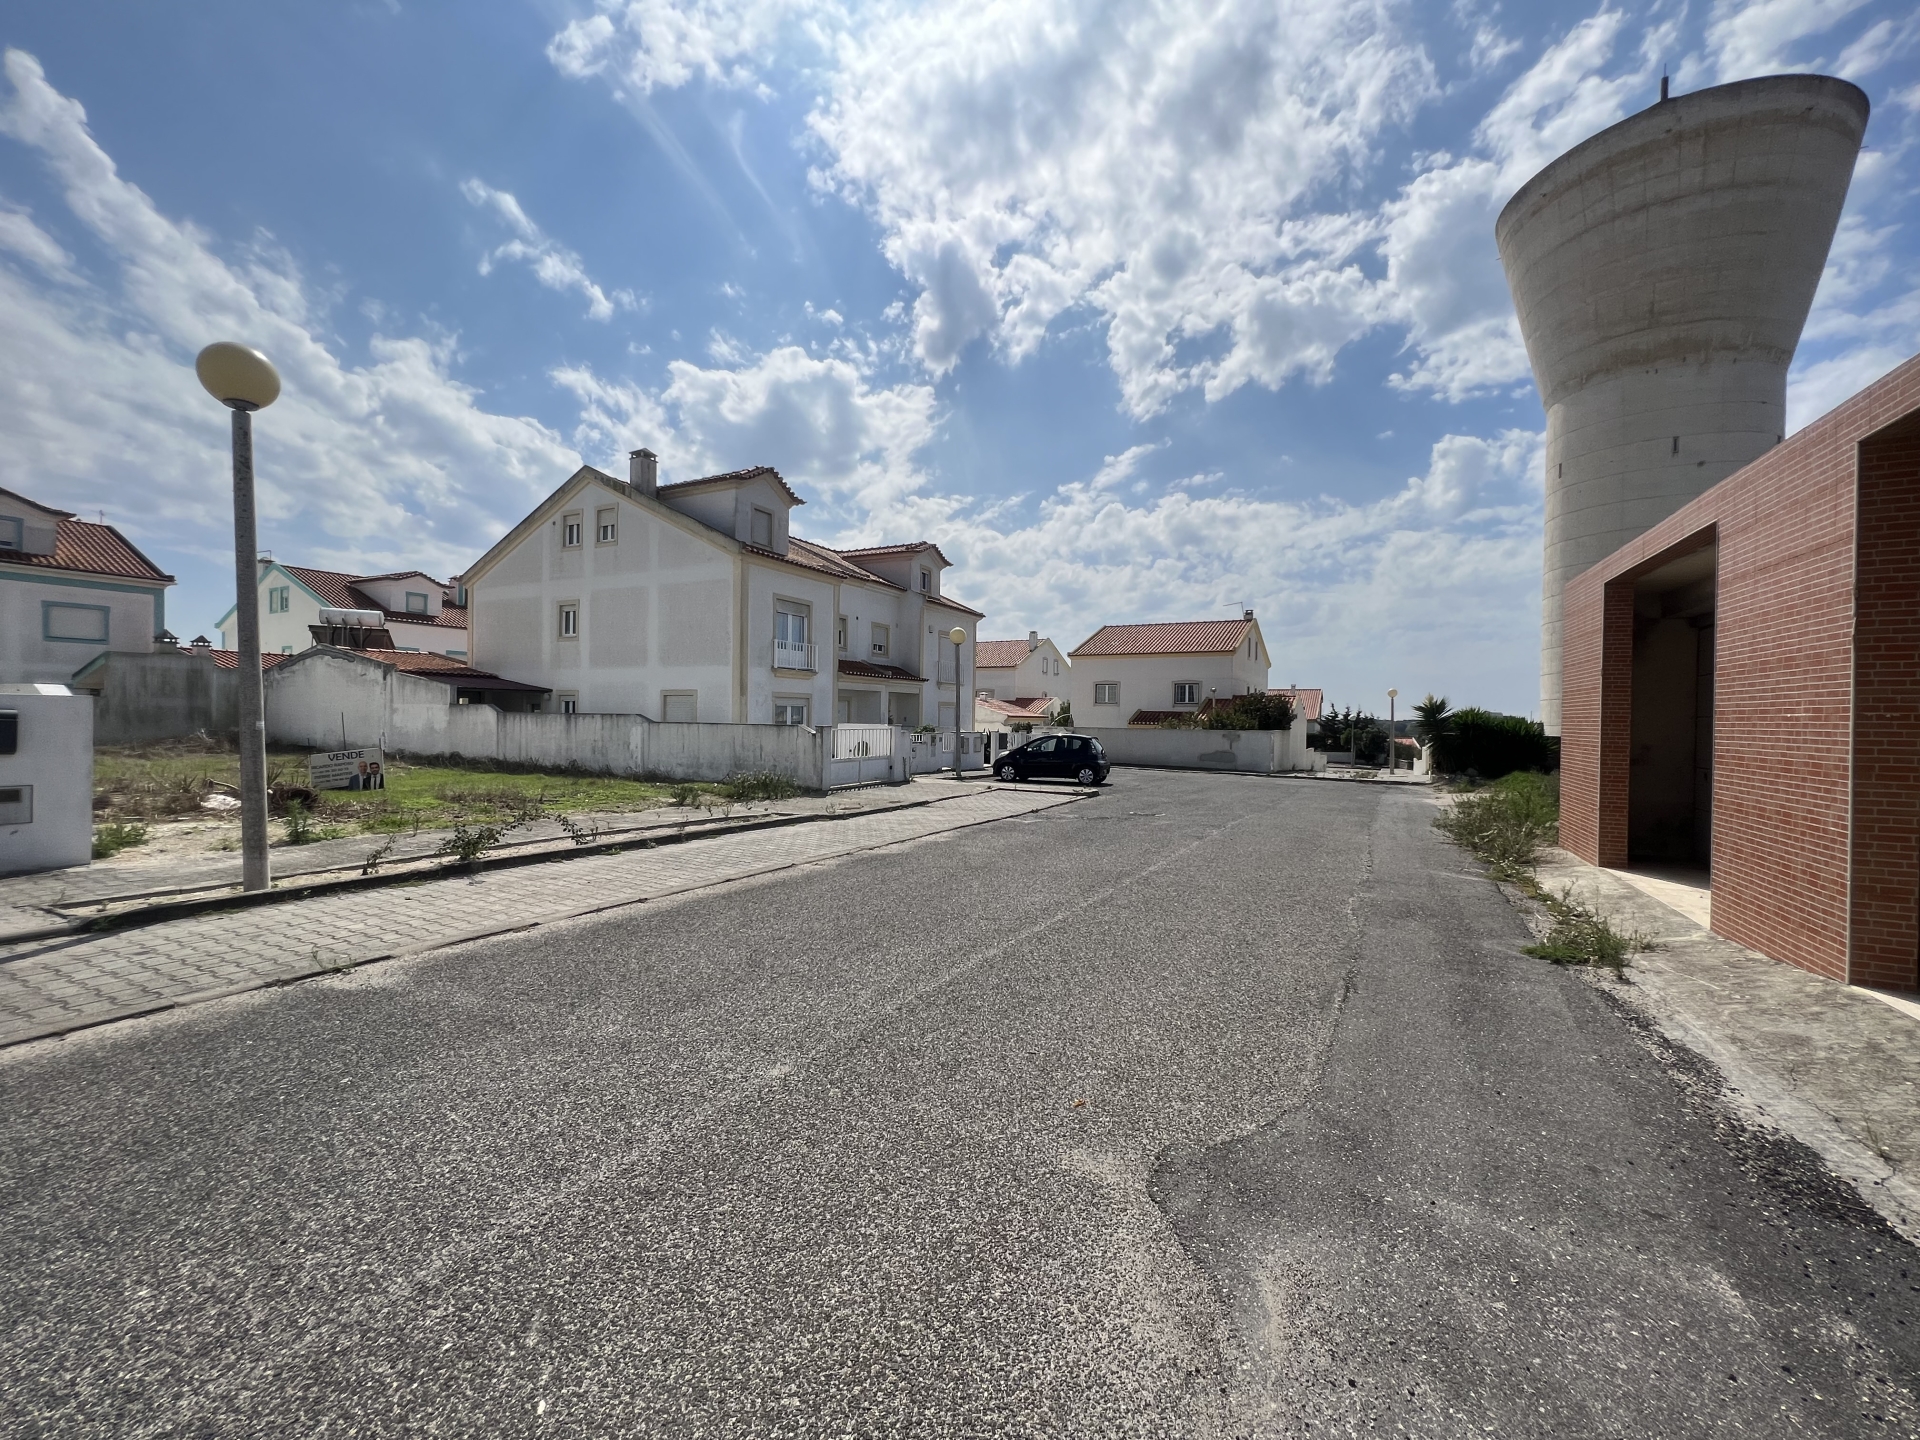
[1628,540,1716,869]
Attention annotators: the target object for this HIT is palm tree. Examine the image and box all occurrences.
[1413,694,1452,771]
[1412,694,1452,745]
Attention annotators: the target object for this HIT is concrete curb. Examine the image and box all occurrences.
[2,782,1070,957]
[1,785,1089,1050]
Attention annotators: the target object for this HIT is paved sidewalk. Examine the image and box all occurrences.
[0,776,986,942]
[0,782,1079,1049]
[1534,847,1920,1241]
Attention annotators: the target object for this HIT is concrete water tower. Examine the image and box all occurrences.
[1497,74,1868,734]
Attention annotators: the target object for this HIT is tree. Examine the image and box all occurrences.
[1053,701,1075,728]
[1203,691,1295,731]
[1413,694,1452,747]
[1320,705,1386,763]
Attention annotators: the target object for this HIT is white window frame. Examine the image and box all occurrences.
[750,506,774,548]
[919,568,931,592]
[836,615,848,652]
[870,622,889,657]
[558,692,579,715]
[405,591,429,613]
[561,512,583,549]
[0,516,20,550]
[1094,682,1119,706]
[558,602,580,639]
[774,603,810,645]
[1173,681,1201,706]
[773,698,809,726]
[596,507,618,545]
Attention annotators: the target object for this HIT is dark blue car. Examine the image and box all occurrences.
[994,733,1110,786]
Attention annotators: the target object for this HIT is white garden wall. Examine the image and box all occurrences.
[1074,725,1324,775]
[265,649,827,790]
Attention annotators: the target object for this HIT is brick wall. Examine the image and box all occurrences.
[1850,417,1920,991]
[1560,352,1920,988]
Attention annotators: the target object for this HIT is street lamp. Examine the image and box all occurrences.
[948,626,968,779]
[1387,687,1399,772]
[196,342,281,893]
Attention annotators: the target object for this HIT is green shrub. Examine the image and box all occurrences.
[1434,771,1560,878]
[1525,887,1639,969]
[1432,708,1558,779]
[282,799,316,845]
[720,770,801,803]
[435,818,522,868]
[92,821,150,859]
[1202,691,1295,731]
[669,783,702,808]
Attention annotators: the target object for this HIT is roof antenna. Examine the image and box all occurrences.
[1660,69,1669,103]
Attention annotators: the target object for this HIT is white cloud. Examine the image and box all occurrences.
[550,334,1543,707]
[547,1,1683,419]
[546,0,844,93]
[0,202,73,277]
[808,0,1436,414]
[460,178,634,321]
[1705,0,1873,80]
[0,48,579,593]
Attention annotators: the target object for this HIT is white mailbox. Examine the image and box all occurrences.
[0,684,94,877]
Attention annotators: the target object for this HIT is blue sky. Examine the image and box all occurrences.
[2,1,1916,716]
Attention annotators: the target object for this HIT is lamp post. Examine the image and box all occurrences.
[948,626,968,779]
[1387,687,1398,772]
[196,342,281,893]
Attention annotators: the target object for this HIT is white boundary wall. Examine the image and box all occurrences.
[1074,725,1324,775]
[265,649,826,789]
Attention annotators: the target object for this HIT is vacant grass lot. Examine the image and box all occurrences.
[94,737,695,836]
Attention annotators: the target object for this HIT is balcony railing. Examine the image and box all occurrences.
[773,639,817,671]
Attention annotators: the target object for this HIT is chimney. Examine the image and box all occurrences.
[630,448,659,497]
[1243,607,1254,621]
[1027,630,1039,650]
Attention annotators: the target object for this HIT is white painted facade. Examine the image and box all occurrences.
[216,563,468,658]
[462,465,979,727]
[1069,624,1269,725]
[975,634,1069,703]
[0,489,169,686]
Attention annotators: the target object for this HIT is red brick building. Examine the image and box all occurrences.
[1559,353,1920,992]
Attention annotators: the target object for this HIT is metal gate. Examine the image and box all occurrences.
[828,724,896,787]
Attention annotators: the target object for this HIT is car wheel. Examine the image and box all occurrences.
[1076,766,1096,785]
[998,763,1019,782]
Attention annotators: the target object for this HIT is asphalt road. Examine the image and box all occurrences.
[2,771,1915,1437]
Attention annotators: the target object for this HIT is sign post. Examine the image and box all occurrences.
[308,747,386,791]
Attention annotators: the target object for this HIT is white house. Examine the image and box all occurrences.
[0,486,174,685]
[1068,614,1270,726]
[973,631,1071,732]
[216,563,470,658]
[458,451,983,728]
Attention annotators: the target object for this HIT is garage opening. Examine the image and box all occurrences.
[1628,539,1716,870]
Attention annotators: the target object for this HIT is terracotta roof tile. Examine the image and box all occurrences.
[659,465,805,507]
[975,639,1037,669]
[838,541,952,567]
[208,650,296,670]
[1070,619,1252,657]
[281,565,468,629]
[1269,686,1323,721]
[978,696,1055,719]
[0,516,173,583]
[837,658,926,683]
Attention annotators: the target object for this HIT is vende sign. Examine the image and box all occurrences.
[309,747,386,791]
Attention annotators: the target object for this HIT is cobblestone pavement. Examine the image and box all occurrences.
[0,783,1078,1048]
[0,775,987,940]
